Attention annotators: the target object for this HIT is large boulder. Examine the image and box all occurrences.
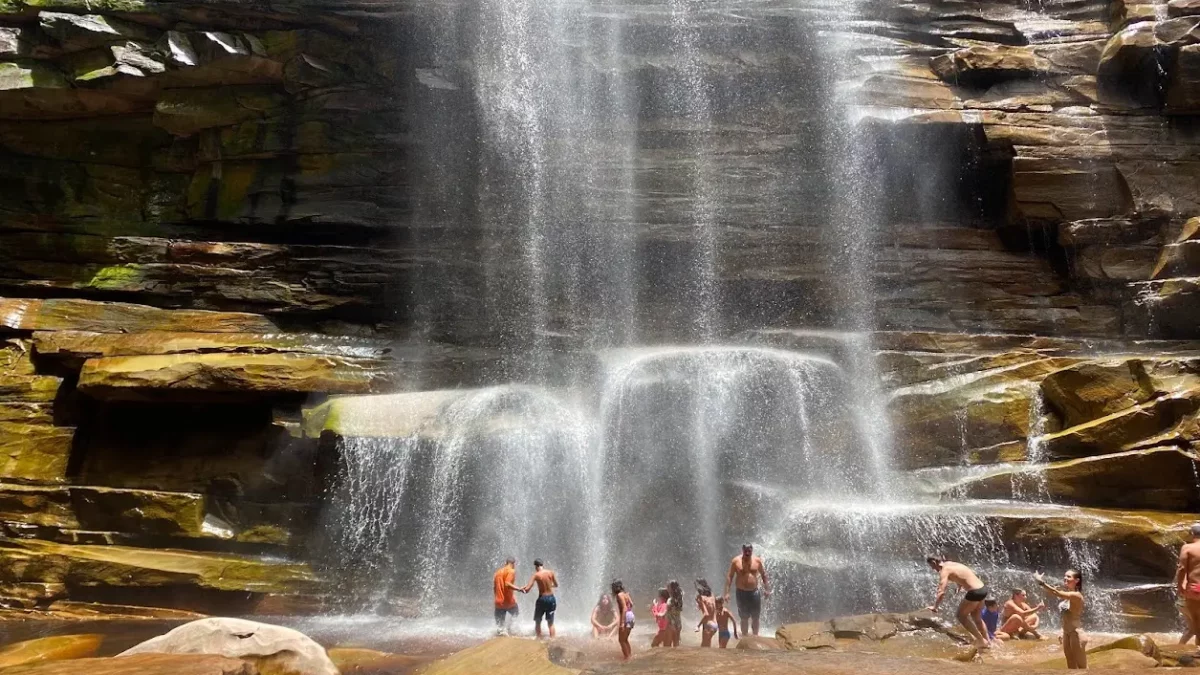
[776,621,836,650]
[419,637,577,675]
[120,618,336,675]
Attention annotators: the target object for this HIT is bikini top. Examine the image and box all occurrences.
[1058,599,1071,614]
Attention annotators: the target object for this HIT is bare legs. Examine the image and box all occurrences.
[1182,598,1200,646]
[1063,628,1087,669]
[957,599,989,648]
[617,624,632,660]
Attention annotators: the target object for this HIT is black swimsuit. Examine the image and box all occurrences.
[965,586,989,602]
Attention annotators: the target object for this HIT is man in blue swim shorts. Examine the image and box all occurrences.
[724,543,770,637]
[523,558,559,638]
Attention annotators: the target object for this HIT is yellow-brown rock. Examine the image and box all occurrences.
[0,654,257,675]
[0,634,103,669]
[952,447,1200,510]
[1040,391,1200,460]
[0,538,319,594]
[1037,648,1159,669]
[776,621,836,650]
[77,353,392,400]
[1040,361,1159,428]
[328,647,423,673]
[418,637,578,675]
[0,298,277,334]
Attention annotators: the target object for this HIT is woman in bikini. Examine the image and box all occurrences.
[1035,569,1086,669]
[591,593,617,638]
[666,580,684,647]
[612,579,635,660]
[695,578,717,647]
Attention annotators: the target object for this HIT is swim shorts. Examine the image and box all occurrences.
[965,587,989,602]
[535,594,557,625]
[736,588,762,620]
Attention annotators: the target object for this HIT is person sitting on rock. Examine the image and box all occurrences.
[591,593,618,638]
[995,588,1044,640]
[981,598,1000,642]
[925,555,991,649]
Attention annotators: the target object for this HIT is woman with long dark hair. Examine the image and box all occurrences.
[612,579,634,660]
[666,580,684,647]
[591,593,617,638]
[694,578,717,647]
[1035,569,1086,669]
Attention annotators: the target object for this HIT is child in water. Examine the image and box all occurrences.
[651,588,670,647]
[982,598,1001,642]
[715,596,739,648]
[612,579,634,661]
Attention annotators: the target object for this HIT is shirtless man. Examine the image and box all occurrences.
[1176,523,1200,645]
[724,544,770,637]
[523,559,559,639]
[926,555,991,649]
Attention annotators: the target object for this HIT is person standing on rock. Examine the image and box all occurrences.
[925,555,991,649]
[724,544,771,637]
[1176,523,1200,645]
[522,559,558,639]
[1035,569,1086,669]
[493,557,525,635]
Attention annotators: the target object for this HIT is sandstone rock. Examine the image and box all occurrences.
[0,538,319,594]
[121,618,336,675]
[831,613,900,640]
[0,298,277,334]
[1132,277,1200,338]
[1173,0,1200,16]
[0,634,104,669]
[930,46,1053,88]
[1041,361,1159,427]
[1098,17,1200,109]
[420,637,577,675]
[1159,644,1200,667]
[327,647,422,673]
[1039,390,1200,459]
[1039,647,1159,669]
[1167,43,1200,113]
[154,87,284,137]
[0,654,256,675]
[776,621,836,650]
[736,636,783,650]
[1090,634,1161,660]
[953,447,1200,511]
[77,353,392,400]
[0,422,73,483]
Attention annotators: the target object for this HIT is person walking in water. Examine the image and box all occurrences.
[696,579,717,647]
[926,555,991,649]
[612,580,635,660]
[522,559,558,639]
[724,544,770,637]
[1035,569,1086,669]
[493,557,525,635]
[715,596,739,648]
[590,593,618,638]
[666,580,684,647]
[1177,523,1200,646]
[651,588,670,647]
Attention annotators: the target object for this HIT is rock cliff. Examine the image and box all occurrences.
[0,0,1198,619]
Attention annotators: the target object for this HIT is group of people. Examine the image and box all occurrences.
[493,544,770,660]
[492,527,1200,669]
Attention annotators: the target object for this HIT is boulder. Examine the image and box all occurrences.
[419,637,577,675]
[77,353,392,400]
[0,298,277,334]
[1173,0,1200,17]
[831,613,900,641]
[0,654,256,675]
[1090,634,1160,660]
[120,618,336,675]
[776,621,836,650]
[1040,361,1158,428]
[952,447,1200,511]
[1039,648,1159,669]
[0,634,104,669]
[1098,17,1200,109]
[1159,644,1200,667]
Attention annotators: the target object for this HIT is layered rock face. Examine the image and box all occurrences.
[0,0,1197,621]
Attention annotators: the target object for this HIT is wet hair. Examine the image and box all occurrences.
[742,543,753,553]
[533,559,543,568]
[668,580,684,610]
[715,595,725,607]
[597,593,611,606]
[1011,588,1026,597]
[984,598,997,607]
[611,579,625,595]
[505,557,516,565]
[1191,523,1200,539]
[926,555,944,566]
[1066,568,1084,592]
[694,578,713,597]
[658,588,669,600]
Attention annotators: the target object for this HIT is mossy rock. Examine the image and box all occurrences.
[0,297,277,333]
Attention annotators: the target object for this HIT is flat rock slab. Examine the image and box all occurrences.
[0,653,256,675]
[77,353,391,400]
[421,637,579,675]
[0,634,103,668]
[0,298,276,334]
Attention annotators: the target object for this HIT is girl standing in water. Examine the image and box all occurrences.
[666,580,684,647]
[695,578,717,647]
[612,580,634,660]
[651,588,670,647]
[1035,569,1086,669]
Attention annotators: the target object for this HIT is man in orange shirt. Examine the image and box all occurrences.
[493,557,525,635]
